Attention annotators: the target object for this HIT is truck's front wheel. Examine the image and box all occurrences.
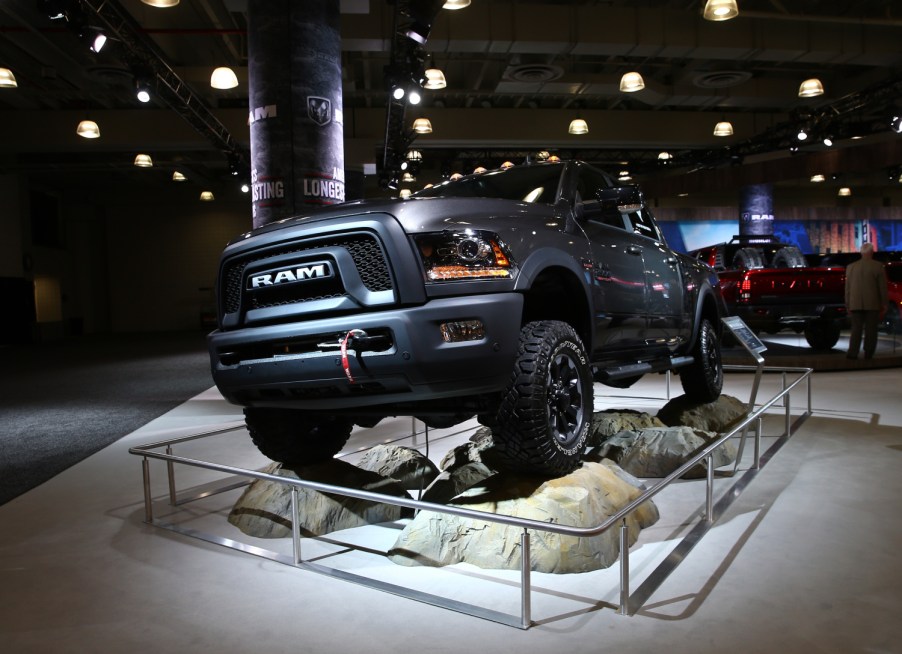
[680,317,723,402]
[492,321,592,477]
[244,408,353,465]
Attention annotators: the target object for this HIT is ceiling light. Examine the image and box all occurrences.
[135,80,151,103]
[619,72,645,93]
[713,121,733,136]
[618,171,632,181]
[402,172,416,182]
[424,68,446,90]
[838,187,851,197]
[80,28,108,53]
[822,135,834,147]
[134,153,153,167]
[399,189,412,199]
[392,86,405,101]
[408,88,422,105]
[702,0,739,21]
[891,115,902,134]
[473,166,487,174]
[501,161,514,169]
[810,174,825,183]
[798,78,824,98]
[210,67,238,90]
[797,128,808,141]
[0,67,18,88]
[241,183,249,193]
[141,0,180,6]
[76,119,100,139]
[200,191,215,201]
[172,171,186,181]
[406,149,423,161]
[443,0,471,8]
[657,151,672,160]
[412,117,433,134]
[568,118,589,135]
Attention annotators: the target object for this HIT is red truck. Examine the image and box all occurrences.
[692,236,848,350]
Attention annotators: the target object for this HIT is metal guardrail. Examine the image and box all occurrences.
[129,364,812,630]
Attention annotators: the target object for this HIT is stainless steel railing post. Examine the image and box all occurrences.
[619,518,630,616]
[785,392,791,438]
[166,444,177,505]
[706,454,714,522]
[141,457,153,523]
[291,487,302,565]
[520,529,531,629]
[754,416,762,469]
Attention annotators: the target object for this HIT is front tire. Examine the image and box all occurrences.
[244,408,353,465]
[680,317,723,402]
[492,321,592,477]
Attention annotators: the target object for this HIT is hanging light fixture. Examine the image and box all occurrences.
[399,189,412,199]
[568,117,589,135]
[473,166,487,174]
[0,67,17,88]
[443,0,471,9]
[133,154,153,167]
[619,72,645,92]
[402,171,416,183]
[837,187,851,197]
[713,120,734,136]
[172,171,186,181]
[423,67,447,90]
[76,119,100,139]
[798,78,825,98]
[141,0,180,6]
[412,117,433,134]
[810,174,825,183]
[200,191,215,201]
[500,161,515,169]
[406,149,423,161]
[702,0,739,21]
[135,79,151,103]
[657,151,673,161]
[210,67,238,89]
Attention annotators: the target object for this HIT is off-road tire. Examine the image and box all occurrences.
[680,318,723,402]
[733,247,765,270]
[244,408,353,465]
[804,320,841,350]
[491,321,592,477]
[772,246,807,268]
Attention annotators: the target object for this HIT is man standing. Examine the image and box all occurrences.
[845,242,888,359]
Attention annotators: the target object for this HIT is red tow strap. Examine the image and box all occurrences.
[340,329,366,384]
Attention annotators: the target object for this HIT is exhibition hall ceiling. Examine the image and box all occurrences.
[1,0,901,197]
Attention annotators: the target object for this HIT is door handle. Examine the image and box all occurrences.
[627,245,642,256]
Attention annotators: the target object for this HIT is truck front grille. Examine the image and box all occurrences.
[221,233,392,316]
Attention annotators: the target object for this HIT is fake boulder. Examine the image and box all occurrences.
[356,444,440,490]
[388,460,659,574]
[595,426,737,479]
[656,394,748,433]
[228,460,412,538]
[588,409,666,447]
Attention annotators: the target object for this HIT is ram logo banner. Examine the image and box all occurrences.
[307,96,331,126]
[248,104,277,125]
[248,262,333,289]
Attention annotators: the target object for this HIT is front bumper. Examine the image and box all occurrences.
[208,292,524,411]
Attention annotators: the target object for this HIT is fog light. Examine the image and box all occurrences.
[440,320,485,343]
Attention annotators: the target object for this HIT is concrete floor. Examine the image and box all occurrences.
[2,355,901,653]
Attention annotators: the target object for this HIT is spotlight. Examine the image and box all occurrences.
[797,128,808,141]
[822,135,834,147]
[79,27,109,54]
[135,79,151,103]
[392,86,405,101]
[90,32,107,53]
[891,115,902,134]
[408,88,422,105]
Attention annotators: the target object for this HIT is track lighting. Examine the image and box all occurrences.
[135,79,151,103]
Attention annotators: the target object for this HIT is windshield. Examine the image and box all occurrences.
[412,162,564,205]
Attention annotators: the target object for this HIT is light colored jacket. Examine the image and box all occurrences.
[845,257,888,311]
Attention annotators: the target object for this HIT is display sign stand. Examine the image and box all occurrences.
[721,316,767,473]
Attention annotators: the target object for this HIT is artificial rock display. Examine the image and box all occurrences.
[388,460,659,574]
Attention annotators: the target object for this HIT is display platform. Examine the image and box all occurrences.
[722,329,902,371]
[2,369,901,653]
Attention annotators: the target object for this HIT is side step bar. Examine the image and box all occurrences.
[593,355,694,382]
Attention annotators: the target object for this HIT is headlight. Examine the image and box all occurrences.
[413,230,516,281]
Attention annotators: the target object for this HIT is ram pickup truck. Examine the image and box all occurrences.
[692,236,847,349]
[208,160,725,476]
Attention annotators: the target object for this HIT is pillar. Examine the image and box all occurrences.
[738,184,774,238]
[247,0,345,229]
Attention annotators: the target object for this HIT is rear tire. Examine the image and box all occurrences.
[680,318,723,403]
[244,408,353,465]
[492,321,592,477]
[804,320,841,350]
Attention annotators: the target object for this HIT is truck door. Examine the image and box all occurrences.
[576,168,647,353]
[624,207,685,348]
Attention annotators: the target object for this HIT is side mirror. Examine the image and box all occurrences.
[597,185,645,213]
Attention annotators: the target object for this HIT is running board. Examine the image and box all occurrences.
[593,355,694,381]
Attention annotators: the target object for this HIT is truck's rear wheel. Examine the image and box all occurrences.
[492,321,592,477]
[244,408,353,465]
[680,318,723,403]
[804,320,841,350]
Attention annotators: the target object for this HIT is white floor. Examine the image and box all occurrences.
[2,366,901,654]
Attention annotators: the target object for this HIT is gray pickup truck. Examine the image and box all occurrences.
[208,160,725,476]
